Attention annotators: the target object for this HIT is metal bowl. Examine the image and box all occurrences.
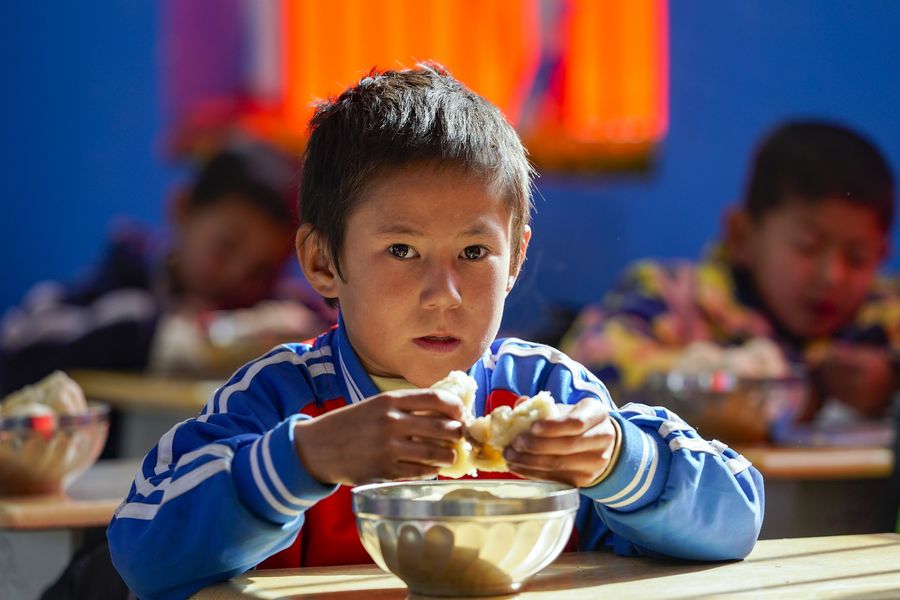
[0,402,110,495]
[353,480,579,597]
[632,369,807,443]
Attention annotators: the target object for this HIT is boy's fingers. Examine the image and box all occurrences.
[391,461,442,481]
[511,426,614,454]
[391,389,466,420]
[508,466,601,489]
[505,448,610,473]
[390,438,457,467]
[397,413,463,442]
[531,400,609,437]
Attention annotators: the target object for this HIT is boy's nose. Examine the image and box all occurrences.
[816,250,849,288]
[420,263,463,310]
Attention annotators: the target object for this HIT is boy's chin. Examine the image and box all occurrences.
[403,363,474,388]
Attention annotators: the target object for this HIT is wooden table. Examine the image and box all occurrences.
[71,370,223,458]
[70,369,221,412]
[733,444,896,538]
[0,458,140,599]
[192,533,900,599]
[0,458,140,530]
[736,445,893,480]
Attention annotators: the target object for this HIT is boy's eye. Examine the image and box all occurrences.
[846,248,876,268]
[387,244,418,259]
[461,245,487,260]
[791,238,818,255]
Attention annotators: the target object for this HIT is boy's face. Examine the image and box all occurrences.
[176,196,292,310]
[733,197,887,339]
[304,164,529,387]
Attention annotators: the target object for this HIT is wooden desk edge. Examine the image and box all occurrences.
[735,445,893,479]
[71,370,220,412]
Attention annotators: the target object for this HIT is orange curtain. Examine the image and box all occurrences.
[236,0,667,169]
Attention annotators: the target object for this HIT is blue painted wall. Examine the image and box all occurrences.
[3,2,900,341]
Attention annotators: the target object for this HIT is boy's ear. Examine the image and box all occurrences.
[296,224,340,298]
[168,188,192,229]
[507,225,532,293]
[723,205,753,266]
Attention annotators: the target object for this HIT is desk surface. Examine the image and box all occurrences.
[0,458,139,530]
[71,370,220,412]
[193,533,900,599]
[736,445,893,479]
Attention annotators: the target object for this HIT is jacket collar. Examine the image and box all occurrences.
[332,313,380,403]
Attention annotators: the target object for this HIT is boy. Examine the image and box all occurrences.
[562,121,898,419]
[107,65,763,600]
[0,138,332,395]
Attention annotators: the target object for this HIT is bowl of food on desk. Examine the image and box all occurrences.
[633,338,807,444]
[353,479,579,597]
[0,371,109,495]
[353,371,580,597]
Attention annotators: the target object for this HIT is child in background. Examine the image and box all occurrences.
[562,121,898,420]
[0,138,334,396]
[107,65,763,600]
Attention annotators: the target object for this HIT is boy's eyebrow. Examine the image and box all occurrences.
[374,223,423,236]
[373,222,502,237]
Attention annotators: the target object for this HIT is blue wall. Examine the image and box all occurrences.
[506,0,900,335]
[0,3,175,307]
[3,2,900,341]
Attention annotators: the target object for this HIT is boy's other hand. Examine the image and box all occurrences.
[816,344,896,418]
[293,390,464,486]
[503,398,619,488]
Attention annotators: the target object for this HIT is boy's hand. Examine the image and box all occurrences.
[815,345,896,418]
[503,397,619,488]
[293,390,465,486]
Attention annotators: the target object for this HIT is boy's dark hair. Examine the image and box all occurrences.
[744,120,895,230]
[299,63,534,280]
[189,139,299,226]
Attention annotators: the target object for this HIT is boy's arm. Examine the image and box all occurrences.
[559,260,692,390]
[488,340,764,561]
[107,347,338,600]
[580,404,763,561]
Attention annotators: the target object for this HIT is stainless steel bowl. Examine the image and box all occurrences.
[353,480,579,597]
[632,369,807,443]
[0,402,110,495]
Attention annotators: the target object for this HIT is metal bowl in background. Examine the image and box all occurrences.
[353,480,579,597]
[0,402,110,495]
[629,369,807,443]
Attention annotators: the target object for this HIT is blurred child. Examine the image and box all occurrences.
[562,121,897,420]
[107,65,763,600]
[0,138,333,395]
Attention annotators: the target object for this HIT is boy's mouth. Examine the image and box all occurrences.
[413,335,461,352]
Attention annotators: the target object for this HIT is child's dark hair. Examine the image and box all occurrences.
[189,140,298,226]
[744,120,895,230]
[299,63,534,280]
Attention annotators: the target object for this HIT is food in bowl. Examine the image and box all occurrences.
[353,480,579,596]
[0,371,109,495]
[636,368,806,443]
[1,370,88,417]
[433,371,558,478]
[619,338,805,444]
[671,337,790,379]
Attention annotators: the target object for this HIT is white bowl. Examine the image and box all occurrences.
[0,402,109,495]
[353,480,579,597]
[635,369,807,443]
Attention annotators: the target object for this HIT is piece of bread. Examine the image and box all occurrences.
[466,391,558,472]
[432,371,479,478]
[1,371,87,417]
[432,371,558,478]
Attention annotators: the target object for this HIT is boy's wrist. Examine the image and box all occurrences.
[293,418,335,485]
[583,415,622,488]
